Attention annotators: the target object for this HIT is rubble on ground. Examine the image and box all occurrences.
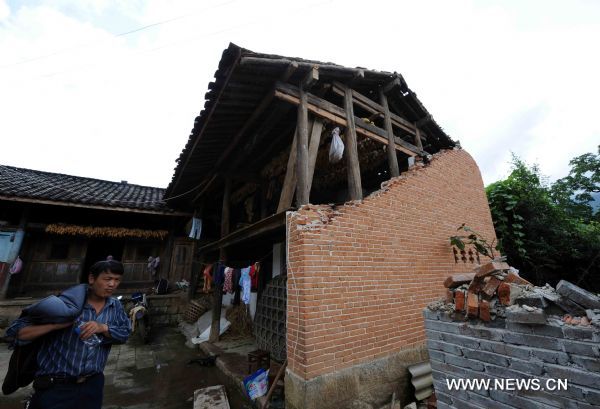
[431,259,600,327]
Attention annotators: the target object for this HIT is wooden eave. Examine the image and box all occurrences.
[197,211,286,254]
[0,195,191,217]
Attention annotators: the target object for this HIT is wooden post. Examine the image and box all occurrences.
[307,118,324,193]
[295,67,318,207]
[379,89,400,177]
[210,178,231,342]
[414,124,424,151]
[296,88,310,207]
[343,86,363,200]
[277,128,298,213]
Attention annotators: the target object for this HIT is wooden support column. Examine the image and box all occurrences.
[210,178,231,343]
[343,86,363,200]
[379,89,400,177]
[277,128,298,213]
[414,125,424,151]
[307,118,324,193]
[296,67,319,207]
[296,88,310,207]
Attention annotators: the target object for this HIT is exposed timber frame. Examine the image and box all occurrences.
[273,82,426,158]
[191,62,299,204]
[342,84,363,200]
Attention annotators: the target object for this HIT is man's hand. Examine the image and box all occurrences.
[79,321,109,340]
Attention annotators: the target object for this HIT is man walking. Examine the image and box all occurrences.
[6,259,131,409]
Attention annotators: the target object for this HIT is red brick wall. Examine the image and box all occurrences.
[286,149,497,380]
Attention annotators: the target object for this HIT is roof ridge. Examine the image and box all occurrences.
[0,164,165,191]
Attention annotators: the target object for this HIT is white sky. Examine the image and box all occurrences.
[0,0,598,188]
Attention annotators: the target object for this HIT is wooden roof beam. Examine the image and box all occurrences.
[240,56,367,77]
[274,82,426,157]
[331,82,419,137]
[190,62,299,204]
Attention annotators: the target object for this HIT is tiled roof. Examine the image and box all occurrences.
[0,164,173,212]
[165,43,455,200]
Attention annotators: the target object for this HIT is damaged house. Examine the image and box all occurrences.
[165,43,499,409]
[0,165,192,299]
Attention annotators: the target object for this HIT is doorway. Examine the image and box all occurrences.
[81,239,125,283]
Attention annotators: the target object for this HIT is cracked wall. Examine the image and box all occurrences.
[285,149,497,409]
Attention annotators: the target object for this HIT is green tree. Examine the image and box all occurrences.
[486,154,600,292]
[551,146,599,222]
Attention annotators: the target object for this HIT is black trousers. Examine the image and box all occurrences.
[29,373,104,409]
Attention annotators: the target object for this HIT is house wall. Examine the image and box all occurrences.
[16,234,168,296]
[285,149,497,409]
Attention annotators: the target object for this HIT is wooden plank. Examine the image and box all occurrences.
[198,212,286,254]
[379,89,400,177]
[343,86,363,200]
[277,128,298,213]
[274,85,423,157]
[296,87,310,206]
[307,118,324,193]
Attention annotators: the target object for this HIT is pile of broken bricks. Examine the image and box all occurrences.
[443,259,600,327]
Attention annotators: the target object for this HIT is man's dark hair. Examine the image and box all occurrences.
[89,260,124,278]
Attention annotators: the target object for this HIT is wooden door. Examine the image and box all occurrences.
[168,239,194,282]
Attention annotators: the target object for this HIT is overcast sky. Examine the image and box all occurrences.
[1,0,598,189]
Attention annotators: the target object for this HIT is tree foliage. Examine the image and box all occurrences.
[486,151,600,292]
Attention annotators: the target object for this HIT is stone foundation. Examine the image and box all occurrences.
[285,345,429,409]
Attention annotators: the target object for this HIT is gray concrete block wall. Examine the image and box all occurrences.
[147,294,185,326]
[423,309,600,409]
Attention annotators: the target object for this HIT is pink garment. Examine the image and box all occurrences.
[223,267,233,294]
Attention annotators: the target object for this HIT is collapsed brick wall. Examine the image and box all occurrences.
[424,308,600,409]
[286,148,497,381]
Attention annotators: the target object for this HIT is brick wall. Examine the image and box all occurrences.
[424,308,600,408]
[286,148,497,380]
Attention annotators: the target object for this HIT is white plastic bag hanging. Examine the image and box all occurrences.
[328,127,344,163]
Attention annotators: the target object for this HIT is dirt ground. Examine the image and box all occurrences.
[0,327,252,409]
